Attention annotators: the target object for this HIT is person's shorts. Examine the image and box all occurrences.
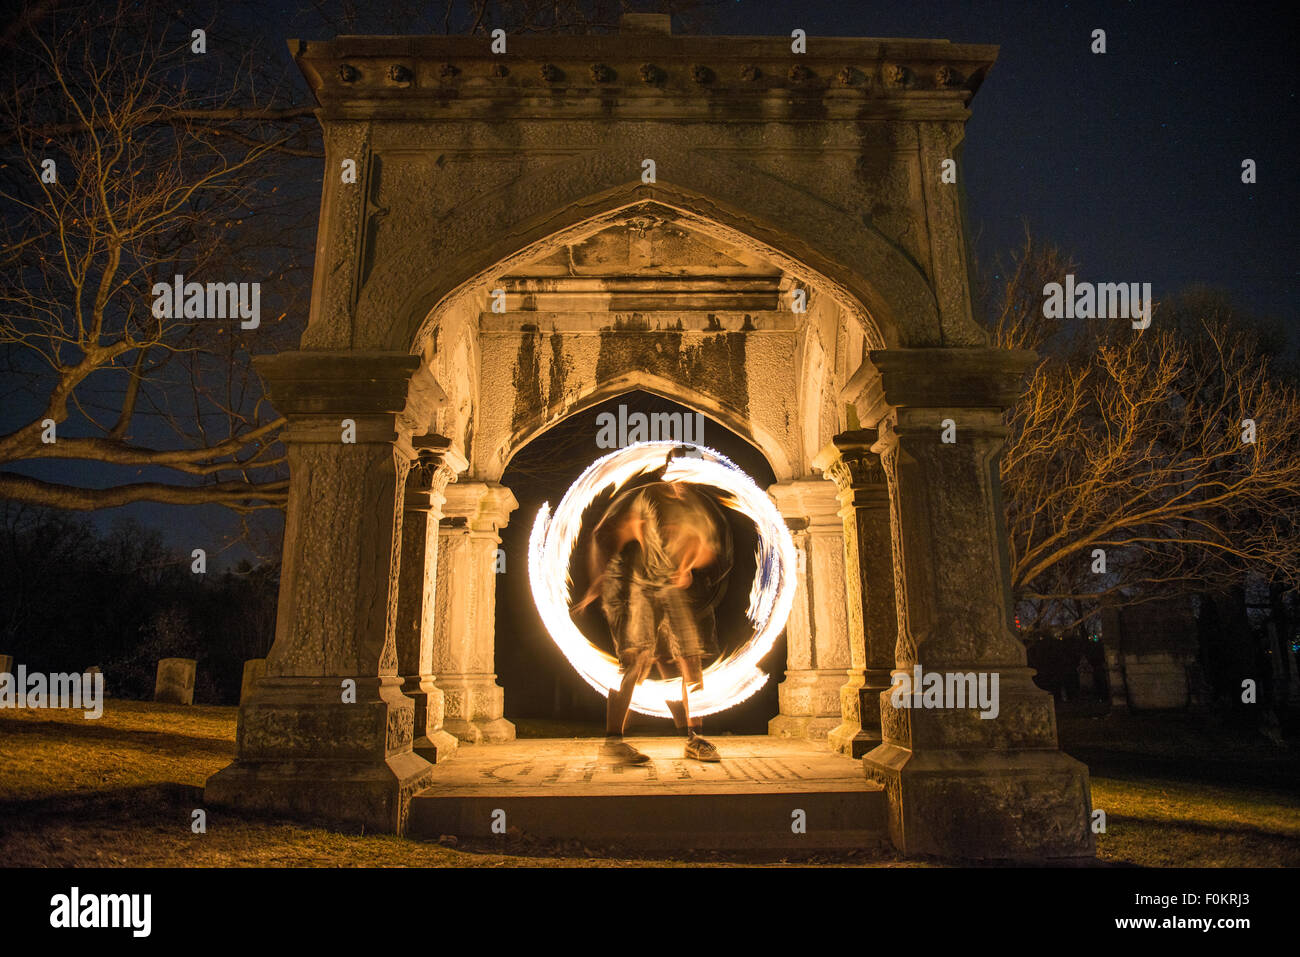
[604,580,714,689]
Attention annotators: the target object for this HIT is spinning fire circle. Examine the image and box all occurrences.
[528,441,798,717]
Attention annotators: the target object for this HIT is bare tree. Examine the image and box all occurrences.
[0,1,322,511]
[0,1,721,517]
[985,236,1300,629]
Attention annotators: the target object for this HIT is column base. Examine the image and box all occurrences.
[862,744,1095,861]
[443,716,516,743]
[435,673,515,743]
[768,713,842,740]
[768,669,844,742]
[827,724,880,758]
[863,669,1095,860]
[827,673,889,758]
[203,676,433,834]
[402,675,459,763]
[413,730,460,763]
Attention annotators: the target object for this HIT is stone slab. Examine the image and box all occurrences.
[0,655,12,676]
[408,735,887,850]
[154,658,196,705]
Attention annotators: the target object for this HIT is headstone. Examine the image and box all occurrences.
[240,658,267,704]
[1110,599,1200,710]
[1076,657,1094,694]
[154,658,196,705]
[0,654,12,676]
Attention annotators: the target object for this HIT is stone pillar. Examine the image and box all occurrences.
[766,479,852,742]
[855,348,1094,860]
[814,432,898,758]
[206,351,442,834]
[433,481,518,743]
[395,435,467,762]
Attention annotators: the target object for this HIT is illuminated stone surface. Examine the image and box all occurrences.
[395,439,465,761]
[432,481,517,743]
[766,479,851,742]
[408,735,886,850]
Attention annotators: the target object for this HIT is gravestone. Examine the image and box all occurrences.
[1076,657,1094,695]
[154,658,196,705]
[1103,599,1202,710]
[240,658,267,705]
[0,655,12,676]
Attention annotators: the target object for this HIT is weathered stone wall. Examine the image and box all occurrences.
[476,311,802,478]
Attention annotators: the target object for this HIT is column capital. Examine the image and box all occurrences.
[442,480,518,530]
[405,434,469,509]
[767,477,842,528]
[253,350,449,448]
[815,431,887,489]
[842,347,1036,427]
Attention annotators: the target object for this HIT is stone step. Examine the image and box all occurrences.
[406,735,888,851]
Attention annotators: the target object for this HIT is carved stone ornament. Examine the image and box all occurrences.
[935,65,962,87]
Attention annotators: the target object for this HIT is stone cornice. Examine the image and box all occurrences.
[290,33,997,122]
[253,350,421,416]
[869,347,1037,410]
[841,348,1037,422]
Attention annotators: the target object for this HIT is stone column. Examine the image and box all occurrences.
[394,435,467,762]
[433,481,518,743]
[766,479,853,742]
[814,432,898,758]
[205,351,441,835]
[856,348,1094,860]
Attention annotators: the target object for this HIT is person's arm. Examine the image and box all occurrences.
[670,533,716,590]
[572,506,640,612]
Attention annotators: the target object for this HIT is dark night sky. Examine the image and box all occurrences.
[717,0,1295,323]
[4,0,1295,559]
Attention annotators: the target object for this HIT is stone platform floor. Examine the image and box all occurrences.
[408,735,888,850]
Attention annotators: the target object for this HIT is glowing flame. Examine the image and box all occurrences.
[528,441,798,718]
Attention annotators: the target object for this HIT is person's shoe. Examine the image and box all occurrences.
[685,734,721,762]
[600,738,651,765]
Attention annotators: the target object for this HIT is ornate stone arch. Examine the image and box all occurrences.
[209,20,1094,862]
[360,168,942,355]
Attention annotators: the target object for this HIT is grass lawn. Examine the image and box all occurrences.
[1,699,1296,867]
[1058,708,1300,867]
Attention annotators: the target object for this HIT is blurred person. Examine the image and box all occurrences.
[573,458,733,764]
